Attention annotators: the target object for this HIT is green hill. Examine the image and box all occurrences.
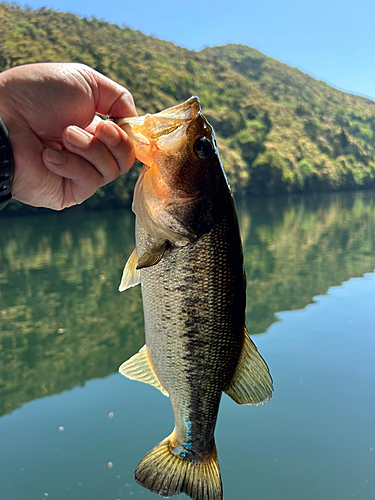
[1,2,375,213]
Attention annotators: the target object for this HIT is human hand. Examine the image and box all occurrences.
[0,62,136,209]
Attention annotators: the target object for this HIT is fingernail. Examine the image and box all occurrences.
[100,122,120,146]
[66,126,91,148]
[44,149,64,165]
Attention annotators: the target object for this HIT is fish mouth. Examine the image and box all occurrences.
[114,96,201,141]
[153,96,201,121]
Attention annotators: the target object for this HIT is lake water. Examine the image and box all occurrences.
[0,191,374,500]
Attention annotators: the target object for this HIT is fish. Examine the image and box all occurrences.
[115,97,273,500]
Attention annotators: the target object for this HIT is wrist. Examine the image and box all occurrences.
[0,116,14,211]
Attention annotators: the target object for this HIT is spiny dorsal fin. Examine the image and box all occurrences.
[134,430,222,500]
[119,345,168,396]
[137,240,171,269]
[119,247,141,292]
[224,327,273,405]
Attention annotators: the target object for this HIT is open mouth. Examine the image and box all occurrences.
[114,96,201,140]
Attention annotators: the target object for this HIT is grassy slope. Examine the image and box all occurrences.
[1,3,375,213]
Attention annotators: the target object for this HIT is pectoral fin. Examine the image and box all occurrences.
[137,240,171,269]
[224,327,273,405]
[119,345,169,396]
[119,248,141,292]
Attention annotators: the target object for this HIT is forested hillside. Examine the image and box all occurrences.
[1,2,375,213]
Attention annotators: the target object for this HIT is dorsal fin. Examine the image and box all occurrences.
[119,345,168,396]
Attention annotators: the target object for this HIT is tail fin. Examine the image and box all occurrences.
[134,431,222,500]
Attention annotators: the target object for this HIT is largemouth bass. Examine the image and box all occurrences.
[116,97,273,500]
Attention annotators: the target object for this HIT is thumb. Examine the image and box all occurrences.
[89,68,137,118]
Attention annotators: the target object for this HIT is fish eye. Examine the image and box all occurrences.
[193,137,214,160]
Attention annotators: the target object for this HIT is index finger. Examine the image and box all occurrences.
[94,120,135,175]
[89,69,137,118]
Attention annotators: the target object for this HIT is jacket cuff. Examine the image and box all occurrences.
[0,117,14,211]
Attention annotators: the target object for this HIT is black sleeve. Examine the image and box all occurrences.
[0,117,14,211]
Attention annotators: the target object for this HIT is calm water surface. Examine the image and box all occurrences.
[0,191,375,500]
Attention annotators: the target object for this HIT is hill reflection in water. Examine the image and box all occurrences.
[1,191,375,417]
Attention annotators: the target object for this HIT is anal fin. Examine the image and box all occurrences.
[224,327,273,405]
[119,345,168,396]
[119,247,141,292]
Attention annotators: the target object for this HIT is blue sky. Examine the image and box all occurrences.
[20,0,375,100]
